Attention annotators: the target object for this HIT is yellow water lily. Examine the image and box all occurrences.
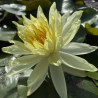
[2,2,98,98]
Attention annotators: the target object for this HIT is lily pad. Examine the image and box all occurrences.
[0,67,18,98]
[18,0,52,11]
[86,71,98,80]
[85,23,98,35]
[0,4,26,15]
[0,26,16,41]
[84,0,98,11]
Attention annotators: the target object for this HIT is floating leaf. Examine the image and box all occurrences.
[0,67,19,98]
[85,23,98,35]
[18,0,52,11]
[0,26,16,41]
[86,71,98,80]
[80,7,98,26]
[17,85,27,98]
[84,0,98,11]
[75,0,84,5]
[93,80,98,86]
[0,4,26,15]
[60,0,75,14]
[0,8,8,22]
[0,53,12,66]
[66,75,98,98]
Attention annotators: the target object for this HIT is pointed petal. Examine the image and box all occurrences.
[9,40,30,52]
[37,5,48,24]
[61,42,98,55]
[62,11,83,36]
[49,2,62,38]
[63,20,81,46]
[60,52,97,72]
[27,59,49,96]
[62,64,86,77]
[12,21,27,42]
[9,55,41,66]
[48,52,62,66]
[62,11,70,27]
[22,14,31,25]
[2,45,30,55]
[50,65,67,98]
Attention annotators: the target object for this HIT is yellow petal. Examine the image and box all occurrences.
[2,45,30,55]
[37,5,48,25]
[9,40,30,52]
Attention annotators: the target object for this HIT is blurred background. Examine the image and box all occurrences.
[0,0,98,98]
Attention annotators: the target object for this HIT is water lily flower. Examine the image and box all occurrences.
[2,2,98,98]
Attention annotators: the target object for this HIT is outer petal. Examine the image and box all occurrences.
[2,45,30,55]
[27,59,49,96]
[49,2,56,34]
[62,64,86,77]
[61,42,98,55]
[49,2,62,43]
[60,52,97,72]
[63,20,81,46]
[12,21,28,42]
[62,11,70,27]
[62,11,83,36]
[9,40,30,52]
[50,65,67,98]
[9,55,41,66]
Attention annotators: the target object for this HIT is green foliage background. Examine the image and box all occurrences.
[0,0,98,98]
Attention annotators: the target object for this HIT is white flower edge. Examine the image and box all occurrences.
[60,51,97,72]
[50,65,67,98]
[27,59,49,96]
[61,42,98,55]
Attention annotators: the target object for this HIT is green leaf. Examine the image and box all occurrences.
[75,0,84,5]
[58,0,75,14]
[0,4,26,15]
[17,85,27,98]
[0,67,18,98]
[80,7,98,26]
[93,80,98,86]
[85,23,98,35]
[0,27,16,41]
[86,71,98,80]
[18,0,52,11]
[0,53,12,66]
[0,9,8,22]
[66,75,98,98]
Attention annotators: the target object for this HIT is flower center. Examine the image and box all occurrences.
[23,18,52,49]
